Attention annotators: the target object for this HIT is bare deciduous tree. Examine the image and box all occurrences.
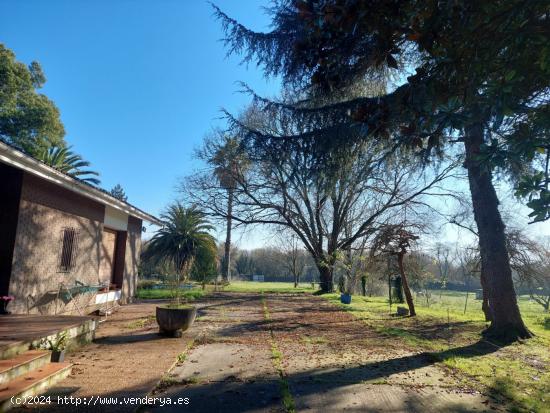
[278,233,306,288]
[186,133,456,293]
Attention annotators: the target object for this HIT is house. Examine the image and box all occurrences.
[0,141,161,316]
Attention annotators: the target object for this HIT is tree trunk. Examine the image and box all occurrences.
[397,253,416,317]
[464,124,531,341]
[222,188,234,282]
[318,266,333,293]
[397,253,416,316]
[479,261,492,322]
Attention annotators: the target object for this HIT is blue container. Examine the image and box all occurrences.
[340,293,352,304]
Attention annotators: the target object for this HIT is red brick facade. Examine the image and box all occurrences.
[7,172,143,315]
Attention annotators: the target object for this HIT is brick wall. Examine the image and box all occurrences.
[8,173,144,315]
[9,174,106,315]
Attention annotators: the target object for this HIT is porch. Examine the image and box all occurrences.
[0,313,96,359]
[0,314,96,411]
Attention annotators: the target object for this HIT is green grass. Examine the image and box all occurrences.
[323,291,550,413]
[125,315,156,329]
[136,288,206,301]
[138,281,315,298]
[222,281,315,294]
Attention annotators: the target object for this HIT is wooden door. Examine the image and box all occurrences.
[99,228,117,284]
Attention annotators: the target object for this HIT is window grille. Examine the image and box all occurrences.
[59,227,78,272]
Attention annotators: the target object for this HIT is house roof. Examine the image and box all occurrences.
[0,141,162,226]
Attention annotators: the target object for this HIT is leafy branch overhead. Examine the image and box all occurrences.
[215,1,550,220]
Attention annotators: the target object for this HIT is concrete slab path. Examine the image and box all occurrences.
[146,293,501,413]
[11,293,505,412]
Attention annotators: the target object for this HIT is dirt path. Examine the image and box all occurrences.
[14,301,200,413]
[148,293,501,413]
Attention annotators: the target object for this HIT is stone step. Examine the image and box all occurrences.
[0,350,50,385]
[0,363,71,412]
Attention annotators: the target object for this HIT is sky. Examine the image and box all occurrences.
[0,0,278,244]
[1,0,548,250]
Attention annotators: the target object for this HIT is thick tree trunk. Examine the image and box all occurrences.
[318,266,333,293]
[464,124,532,341]
[397,253,416,316]
[479,261,492,322]
[222,188,234,282]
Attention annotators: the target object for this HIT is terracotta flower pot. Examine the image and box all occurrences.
[156,306,197,338]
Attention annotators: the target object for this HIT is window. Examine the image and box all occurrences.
[59,228,78,272]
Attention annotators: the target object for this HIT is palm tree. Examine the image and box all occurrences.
[209,137,248,283]
[142,203,216,303]
[33,145,100,185]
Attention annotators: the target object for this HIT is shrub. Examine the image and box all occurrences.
[138,280,158,290]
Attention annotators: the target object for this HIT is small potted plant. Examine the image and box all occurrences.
[0,296,14,315]
[338,276,352,304]
[142,204,216,337]
[42,332,68,362]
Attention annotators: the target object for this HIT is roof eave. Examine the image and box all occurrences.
[0,141,162,226]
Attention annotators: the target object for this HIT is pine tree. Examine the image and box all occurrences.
[110,184,128,202]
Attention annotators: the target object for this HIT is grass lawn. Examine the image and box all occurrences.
[323,291,550,413]
[136,281,314,299]
[222,281,316,294]
[135,288,206,300]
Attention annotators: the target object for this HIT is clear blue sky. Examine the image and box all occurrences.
[2,1,548,248]
[0,0,278,234]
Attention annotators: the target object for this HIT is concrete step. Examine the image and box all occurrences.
[0,350,50,385]
[0,318,96,360]
[0,363,71,412]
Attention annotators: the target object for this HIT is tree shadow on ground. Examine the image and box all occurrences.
[93,331,171,345]
[13,340,507,413]
[139,340,502,413]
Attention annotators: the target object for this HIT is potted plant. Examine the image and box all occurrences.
[337,245,367,305]
[338,275,352,304]
[0,296,14,315]
[143,203,216,338]
[42,332,68,362]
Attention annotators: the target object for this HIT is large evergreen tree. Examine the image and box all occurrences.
[215,1,549,340]
[0,44,65,153]
[110,184,128,202]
